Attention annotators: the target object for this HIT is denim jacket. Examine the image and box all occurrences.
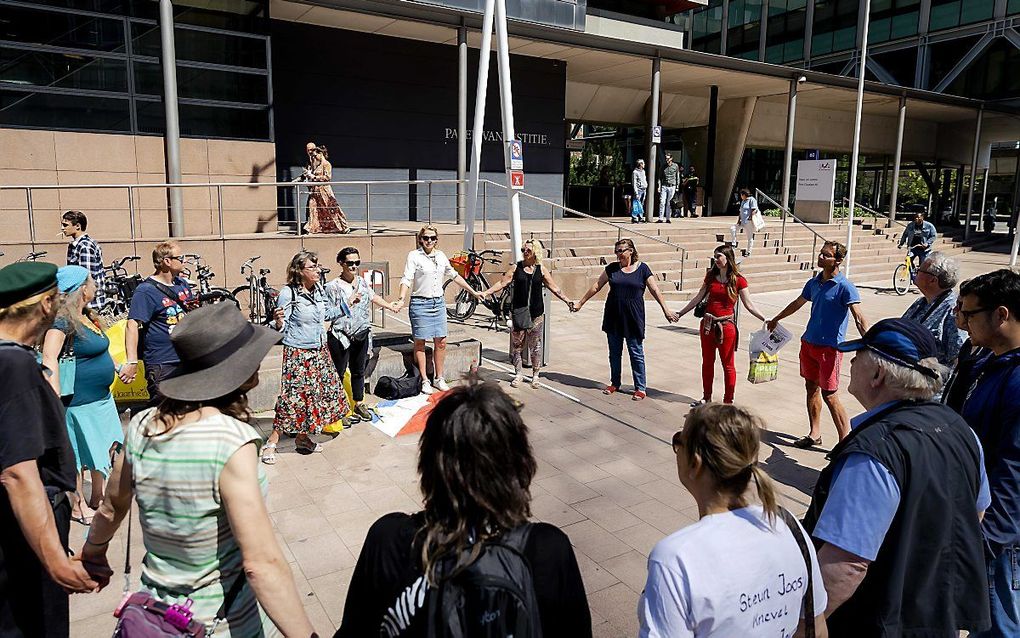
[276,284,345,349]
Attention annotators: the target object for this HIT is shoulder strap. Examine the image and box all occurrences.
[779,508,815,638]
[148,278,183,306]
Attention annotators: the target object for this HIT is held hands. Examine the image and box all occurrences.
[664,309,680,323]
[78,548,113,591]
[766,318,780,333]
[52,556,101,594]
[569,300,582,313]
[388,300,402,313]
[117,362,137,384]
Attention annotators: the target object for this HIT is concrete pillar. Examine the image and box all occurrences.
[780,77,798,213]
[159,0,184,236]
[456,25,467,224]
[965,106,984,239]
[710,96,757,215]
[646,58,661,222]
[888,96,906,227]
[705,85,719,216]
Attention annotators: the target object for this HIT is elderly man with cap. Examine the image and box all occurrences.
[801,318,990,637]
[0,262,100,637]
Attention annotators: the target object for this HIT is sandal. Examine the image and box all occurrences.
[603,385,618,395]
[261,442,278,465]
[632,390,647,401]
[792,435,822,449]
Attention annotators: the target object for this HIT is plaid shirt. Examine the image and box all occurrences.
[67,234,107,309]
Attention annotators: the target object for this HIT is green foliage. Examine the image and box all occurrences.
[569,132,625,186]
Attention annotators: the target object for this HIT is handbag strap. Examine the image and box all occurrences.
[779,508,815,638]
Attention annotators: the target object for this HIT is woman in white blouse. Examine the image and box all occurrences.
[397,226,482,394]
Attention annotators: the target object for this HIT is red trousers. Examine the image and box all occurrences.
[700,320,738,403]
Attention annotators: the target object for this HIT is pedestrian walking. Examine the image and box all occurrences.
[803,318,990,637]
[956,269,1020,638]
[334,379,592,637]
[396,226,483,394]
[118,241,196,405]
[61,210,107,311]
[682,165,699,218]
[0,262,98,637]
[632,159,648,224]
[657,153,680,223]
[897,211,937,269]
[900,251,964,368]
[480,239,574,388]
[572,238,679,400]
[731,189,758,256]
[80,303,317,638]
[263,251,348,463]
[326,247,400,422]
[639,403,827,637]
[303,145,350,234]
[767,241,867,448]
[41,266,123,525]
[675,245,767,405]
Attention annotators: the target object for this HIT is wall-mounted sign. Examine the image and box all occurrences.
[509,140,523,170]
[651,126,662,144]
[510,170,525,190]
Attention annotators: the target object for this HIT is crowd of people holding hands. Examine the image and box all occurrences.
[2,206,1020,638]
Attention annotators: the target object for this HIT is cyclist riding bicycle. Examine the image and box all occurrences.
[898,211,937,270]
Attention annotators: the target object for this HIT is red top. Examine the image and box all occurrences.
[704,274,748,317]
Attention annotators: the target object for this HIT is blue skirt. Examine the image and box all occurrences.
[65,393,124,476]
[409,296,448,340]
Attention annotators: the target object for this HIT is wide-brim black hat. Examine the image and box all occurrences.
[159,303,281,402]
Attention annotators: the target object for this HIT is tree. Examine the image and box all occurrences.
[569,129,625,186]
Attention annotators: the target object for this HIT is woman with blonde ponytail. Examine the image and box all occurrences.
[639,404,828,637]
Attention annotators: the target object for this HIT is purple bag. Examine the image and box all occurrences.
[113,593,206,637]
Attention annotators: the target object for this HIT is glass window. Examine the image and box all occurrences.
[692,0,724,54]
[945,38,1020,100]
[136,99,269,139]
[1010,0,1020,16]
[929,0,993,30]
[0,88,130,131]
[0,4,126,52]
[766,2,806,63]
[867,0,919,44]
[132,24,267,69]
[727,22,761,59]
[812,0,859,55]
[728,0,762,27]
[872,49,916,86]
[133,62,267,103]
[0,48,128,92]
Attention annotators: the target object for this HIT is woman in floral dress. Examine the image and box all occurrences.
[304,145,350,234]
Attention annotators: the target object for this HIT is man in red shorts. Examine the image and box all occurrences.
[767,241,868,449]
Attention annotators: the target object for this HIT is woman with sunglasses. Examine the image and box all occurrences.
[326,247,401,421]
[639,404,827,637]
[572,238,678,400]
[675,244,766,406]
[263,251,348,463]
[397,226,483,394]
[480,239,573,388]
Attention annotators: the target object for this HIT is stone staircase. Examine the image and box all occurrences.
[480,217,972,302]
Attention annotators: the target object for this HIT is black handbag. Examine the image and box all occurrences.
[693,297,708,318]
[511,266,537,331]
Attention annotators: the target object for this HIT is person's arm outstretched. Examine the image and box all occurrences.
[767,295,808,332]
[572,270,610,312]
[739,288,767,323]
[645,275,679,323]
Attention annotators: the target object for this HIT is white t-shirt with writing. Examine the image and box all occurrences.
[638,505,827,638]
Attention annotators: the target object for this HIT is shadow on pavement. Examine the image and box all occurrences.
[760,430,823,508]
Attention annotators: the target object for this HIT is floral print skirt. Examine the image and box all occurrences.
[273,344,347,435]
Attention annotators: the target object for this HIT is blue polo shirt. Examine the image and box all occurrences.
[801,272,861,347]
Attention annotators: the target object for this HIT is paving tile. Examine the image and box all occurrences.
[573,496,641,533]
[537,473,600,504]
[359,484,421,514]
[561,519,633,562]
[626,499,693,535]
[327,508,384,548]
[307,480,370,518]
[573,549,621,594]
[636,478,696,511]
[266,477,313,513]
[308,568,355,626]
[531,492,587,528]
[585,475,655,509]
[272,503,332,543]
[614,520,668,557]
[288,530,357,579]
[600,549,652,592]
[587,582,641,637]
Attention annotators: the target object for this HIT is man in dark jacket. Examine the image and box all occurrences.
[958,269,1020,638]
[803,318,990,637]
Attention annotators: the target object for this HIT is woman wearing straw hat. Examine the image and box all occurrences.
[80,303,316,637]
[41,265,123,524]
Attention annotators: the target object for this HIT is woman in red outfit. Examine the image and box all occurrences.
[677,244,766,405]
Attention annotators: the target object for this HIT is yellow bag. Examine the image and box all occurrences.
[106,319,150,403]
[747,351,779,384]
[322,369,356,434]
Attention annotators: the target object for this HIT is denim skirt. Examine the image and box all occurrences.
[409,296,447,340]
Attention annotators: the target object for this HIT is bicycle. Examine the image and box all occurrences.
[231,256,279,325]
[444,249,512,329]
[892,250,920,295]
[99,255,142,318]
[16,251,47,262]
[181,254,237,307]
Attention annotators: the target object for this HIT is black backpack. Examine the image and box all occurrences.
[426,524,543,638]
[375,367,422,400]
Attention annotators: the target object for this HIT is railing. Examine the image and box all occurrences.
[841,198,907,229]
[483,179,689,291]
[756,188,829,268]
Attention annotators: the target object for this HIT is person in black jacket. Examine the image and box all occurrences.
[802,318,990,637]
[334,379,592,637]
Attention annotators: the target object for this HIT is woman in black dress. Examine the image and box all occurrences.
[573,238,678,400]
[482,239,573,388]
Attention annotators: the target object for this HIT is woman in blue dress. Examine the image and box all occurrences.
[572,238,678,400]
[41,265,123,523]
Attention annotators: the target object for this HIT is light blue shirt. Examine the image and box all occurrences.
[739,196,758,223]
[801,272,861,347]
[813,401,991,561]
[276,284,345,349]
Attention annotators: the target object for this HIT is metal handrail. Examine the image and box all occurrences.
[840,197,908,228]
[482,179,689,291]
[755,188,829,271]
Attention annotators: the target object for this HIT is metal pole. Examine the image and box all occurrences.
[844,0,871,277]
[365,183,371,234]
[482,180,488,233]
[889,95,907,228]
[780,78,798,246]
[646,58,661,223]
[494,0,523,257]
[216,185,224,239]
[965,106,984,240]
[427,181,433,225]
[464,0,496,251]
[295,185,302,237]
[127,186,137,241]
[457,25,468,225]
[26,188,36,244]
[159,0,185,236]
[550,203,555,253]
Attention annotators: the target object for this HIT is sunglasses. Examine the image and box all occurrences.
[303,264,319,271]
[60,222,72,228]
[421,236,438,242]
[167,255,186,262]
[521,247,533,253]
[957,306,993,319]
[344,260,361,267]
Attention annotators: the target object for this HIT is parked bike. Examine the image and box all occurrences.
[231,256,279,325]
[444,249,512,329]
[99,255,142,319]
[17,251,47,262]
[181,254,237,307]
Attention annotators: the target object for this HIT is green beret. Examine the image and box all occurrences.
[0,262,58,309]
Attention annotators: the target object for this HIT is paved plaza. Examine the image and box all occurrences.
[67,248,1011,637]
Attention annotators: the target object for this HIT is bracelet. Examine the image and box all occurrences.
[84,537,111,548]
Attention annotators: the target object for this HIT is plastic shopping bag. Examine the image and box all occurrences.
[323,369,357,433]
[751,210,766,232]
[106,319,150,404]
[747,350,779,384]
[749,323,794,356]
[632,198,644,216]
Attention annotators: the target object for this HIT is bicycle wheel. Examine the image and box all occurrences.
[444,278,477,320]
[232,286,257,322]
[893,263,910,295]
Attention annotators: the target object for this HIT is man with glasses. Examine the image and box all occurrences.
[900,252,964,369]
[118,241,196,404]
[957,269,1020,638]
[61,210,106,311]
[767,241,868,449]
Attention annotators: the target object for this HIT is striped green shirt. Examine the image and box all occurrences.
[126,409,278,637]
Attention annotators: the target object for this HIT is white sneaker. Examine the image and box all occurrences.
[434,377,450,392]
[420,380,435,395]
[510,375,523,388]
[530,375,540,389]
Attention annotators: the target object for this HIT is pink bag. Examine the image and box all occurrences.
[113,593,206,637]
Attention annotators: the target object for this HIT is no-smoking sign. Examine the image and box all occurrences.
[510,170,525,190]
